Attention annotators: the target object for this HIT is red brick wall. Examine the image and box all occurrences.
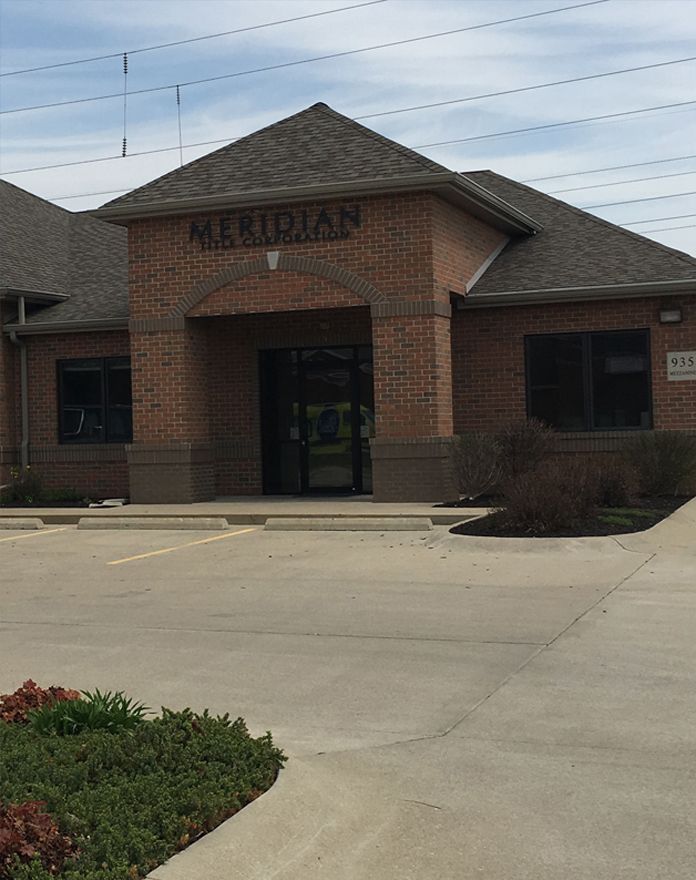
[431,198,507,298]
[128,193,435,320]
[4,330,131,497]
[452,295,696,432]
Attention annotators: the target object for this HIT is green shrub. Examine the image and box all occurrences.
[498,459,599,535]
[622,431,696,496]
[1,467,43,506]
[0,709,285,879]
[497,418,555,479]
[29,691,148,737]
[453,433,502,500]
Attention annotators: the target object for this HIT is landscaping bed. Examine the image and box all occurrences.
[0,682,285,880]
[452,497,689,538]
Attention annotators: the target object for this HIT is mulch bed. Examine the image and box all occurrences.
[450,496,690,538]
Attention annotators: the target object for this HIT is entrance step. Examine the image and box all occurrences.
[264,516,433,531]
[77,517,229,531]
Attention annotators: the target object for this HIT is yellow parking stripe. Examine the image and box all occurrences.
[0,527,67,544]
[107,527,257,565]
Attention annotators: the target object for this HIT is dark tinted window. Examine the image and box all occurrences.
[526,330,651,431]
[591,332,651,429]
[59,358,132,443]
[527,334,585,430]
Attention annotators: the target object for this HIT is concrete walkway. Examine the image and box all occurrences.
[1,499,694,878]
[0,495,480,526]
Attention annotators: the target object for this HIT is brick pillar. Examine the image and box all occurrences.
[370,301,457,502]
[127,317,214,503]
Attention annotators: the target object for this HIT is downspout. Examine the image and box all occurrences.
[8,296,29,470]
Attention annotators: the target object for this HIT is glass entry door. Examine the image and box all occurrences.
[260,346,374,494]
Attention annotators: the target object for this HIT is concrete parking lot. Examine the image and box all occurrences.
[1,512,695,879]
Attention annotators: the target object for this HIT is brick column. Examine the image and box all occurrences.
[127,317,214,503]
[370,301,457,502]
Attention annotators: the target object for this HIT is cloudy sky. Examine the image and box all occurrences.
[1,0,695,255]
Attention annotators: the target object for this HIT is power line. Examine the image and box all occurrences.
[584,189,696,209]
[354,52,696,123]
[0,1,388,77]
[8,4,675,119]
[3,96,693,178]
[622,212,696,225]
[547,168,696,194]
[641,223,696,233]
[522,154,696,183]
[414,99,696,148]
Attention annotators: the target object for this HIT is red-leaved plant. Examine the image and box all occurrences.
[0,680,80,725]
[0,801,78,877]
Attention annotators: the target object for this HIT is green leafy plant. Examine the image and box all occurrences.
[0,682,80,726]
[0,800,77,878]
[497,418,555,479]
[28,691,149,736]
[453,433,502,500]
[622,431,696,496]
[0,707,285,879]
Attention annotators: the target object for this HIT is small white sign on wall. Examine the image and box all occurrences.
[667,350,696,381]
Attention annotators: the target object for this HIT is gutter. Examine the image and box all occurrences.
[461,278,696,308]
[0,287,70,305]
[8,297,30,470]
[91,172,541,236]
[3,317,128,336]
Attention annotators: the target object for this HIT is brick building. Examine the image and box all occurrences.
[2,103,696,502]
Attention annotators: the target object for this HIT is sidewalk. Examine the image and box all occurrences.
[0,495,480,526]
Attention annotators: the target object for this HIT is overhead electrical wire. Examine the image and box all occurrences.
[640,223,696,233]
[414,99,696,148]
[0,0,389,76]
[3,95,693,179]
[547,168,696,194]
[522,153,696,182]
[622,212,696,225]
[10,4,682,119]
[583,189,696,209]
[46,166,696,202]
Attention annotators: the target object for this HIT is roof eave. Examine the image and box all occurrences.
[91,172,540,234]
[2,317,128,335]
[461,278,696,308]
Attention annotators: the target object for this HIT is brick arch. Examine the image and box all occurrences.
[172,252,387,317]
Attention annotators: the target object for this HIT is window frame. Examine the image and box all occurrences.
[57,356,133,444]
[524,328,653,432]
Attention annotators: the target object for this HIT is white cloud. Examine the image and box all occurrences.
[1,0,695,252]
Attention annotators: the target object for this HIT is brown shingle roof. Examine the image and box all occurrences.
[463,170,696,296]
[101,103,449,211]
[0,179,128,324]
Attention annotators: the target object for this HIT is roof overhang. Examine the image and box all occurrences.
[2,317,128,336]
[91,172,541,236]
[460,278,696,308]
[0,287,70,305]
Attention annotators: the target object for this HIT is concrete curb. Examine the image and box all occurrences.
[147,757,392,880]
[77,517,230,531]
[0,518,44,530]
[264,516,433,531]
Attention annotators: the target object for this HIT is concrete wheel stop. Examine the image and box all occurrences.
[0,518,45,530]
[77,517,230,531]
